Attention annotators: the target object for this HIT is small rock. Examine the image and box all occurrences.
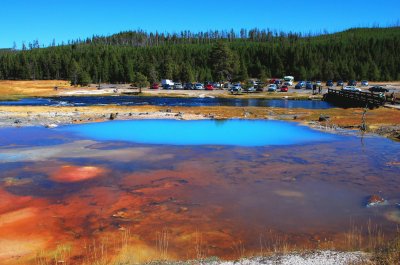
[45,124,58,128]
[178,207,188,213]
[112,211,129,219]
[109,113,118,120]
[319,115,330,122]
[366,194,386,207]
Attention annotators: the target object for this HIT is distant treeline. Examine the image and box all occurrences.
[0,27,399,85]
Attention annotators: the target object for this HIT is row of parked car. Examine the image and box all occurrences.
[151,82,223,90]
[291,79,370,89]
[150,79,389,94]
[341,85,391,93]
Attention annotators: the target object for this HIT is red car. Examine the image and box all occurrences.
[151,83,159,89]
[280,85,289,92]
[205,84,214,90]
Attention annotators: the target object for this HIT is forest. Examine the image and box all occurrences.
[0,27,399,85]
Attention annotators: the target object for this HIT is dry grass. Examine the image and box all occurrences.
[372,233,400,265]
[258,229,291,255]
[29,224,400,265]
[156,228,170,261]
[0,80,72,99]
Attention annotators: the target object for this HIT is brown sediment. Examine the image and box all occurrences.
[0,189,53,264]
[0,143,399,264]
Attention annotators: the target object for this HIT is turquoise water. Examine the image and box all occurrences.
[58,119,337,146]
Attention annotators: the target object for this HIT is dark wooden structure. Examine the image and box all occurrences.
[323,88,386,108]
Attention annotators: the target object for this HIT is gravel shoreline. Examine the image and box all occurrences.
[153,251,371,265]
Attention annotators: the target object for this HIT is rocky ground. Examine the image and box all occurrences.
[155,251,371,265]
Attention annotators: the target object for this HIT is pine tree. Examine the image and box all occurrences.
[77,70,92,86]
[133,72,149,93]
[209,41,235,81]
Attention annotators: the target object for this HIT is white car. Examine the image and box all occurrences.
[230,84,242,93]
[361,80,369,86]
[342,86,362,92]
[194,83,204,90]
[173,83,183,90]
[245,86,256,92]
[268,84,277,92]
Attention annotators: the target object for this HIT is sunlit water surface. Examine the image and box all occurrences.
[0,96,335,109]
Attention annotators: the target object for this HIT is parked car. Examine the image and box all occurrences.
[184,83,193,90]
[348,80,357,86]
[151,83,159,89]
[316,81,322,86]
[343,86,362,92]
[230,84,242,93]
[174,83,183,90]
[295,81,305,89]
[268,84,278,92]
[162,84,173,90]
[244,86,256,92]
[212,82,222,89]
[369,86,389,93]
[274,79,282,85]
[361,80,369,86]
[283,76,294,86]
[337,80,344,86]
[194,83,204,90]
[223,83,231,89]
[205,84,214,90]
[161,79,174,87]
[305,81,313,90]
[255,82,265,91]
[294,83,303,89]
[326,80,334,87]
[280,85,289,92]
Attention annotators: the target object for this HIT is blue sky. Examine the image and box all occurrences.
[1,0,399,48]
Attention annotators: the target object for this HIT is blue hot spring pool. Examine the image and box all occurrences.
[57,119,338,146]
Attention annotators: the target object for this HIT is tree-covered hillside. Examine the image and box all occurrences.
[0,27,399,84]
